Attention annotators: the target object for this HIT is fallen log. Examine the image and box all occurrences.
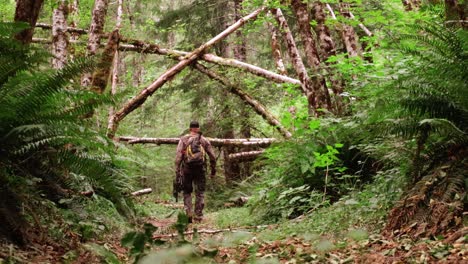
[131,188,152,196]
[118,136,276,147]
[228,150,265,161]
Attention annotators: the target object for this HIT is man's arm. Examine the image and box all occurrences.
[175,137,185,173]
[203,138,217,176]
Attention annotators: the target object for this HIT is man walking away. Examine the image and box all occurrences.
[175,121,216,223]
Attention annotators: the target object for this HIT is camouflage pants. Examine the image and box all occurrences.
[182,165,206,218]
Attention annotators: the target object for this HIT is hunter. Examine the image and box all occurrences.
[175,121,216,222]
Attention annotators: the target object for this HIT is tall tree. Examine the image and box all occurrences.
[290,0,332,112]
[81,0,109,87]
[14,0,45,44]
[52,0,68,69]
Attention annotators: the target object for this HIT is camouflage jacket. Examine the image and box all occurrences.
[175,133,216,173]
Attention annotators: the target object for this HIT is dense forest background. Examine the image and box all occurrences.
[0,0,466,263]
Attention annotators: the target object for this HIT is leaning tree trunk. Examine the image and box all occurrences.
[14,0,45,44]
[107,7,266,138]
[268,22,287,75]
[272,8,319,115]
[52,0,68,69]
[291,0,332,112]
[81,0,109,87]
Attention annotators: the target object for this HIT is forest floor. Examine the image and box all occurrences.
[140,201,467,264]
[1,198,466,263]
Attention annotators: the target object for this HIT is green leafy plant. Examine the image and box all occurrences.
[0,22,132,245]
[121,223,163,263]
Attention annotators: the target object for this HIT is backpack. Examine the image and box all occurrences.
[185,134,205,167]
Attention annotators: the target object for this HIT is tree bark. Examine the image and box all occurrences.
[311,1,344,114]
[194,62,292,139]
[107,7,266,138]
[91,29,119,94]
[81,0,109,87]
[52,0,68,69]
[268,23,287,75]
[291,0,321,68]
[14,0,44,44]
[272,8,319,115]
[338,2,361,57]
[291,0,332,112]
[228,150,265,161]
[118,136,277,147]
[107,0,123,133]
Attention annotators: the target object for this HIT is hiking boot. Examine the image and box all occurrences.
[193,215,203,223]
[188,216,193,224]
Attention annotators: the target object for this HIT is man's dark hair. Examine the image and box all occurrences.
[189,121,200,128]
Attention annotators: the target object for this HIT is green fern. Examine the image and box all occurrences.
[0,22,134,244]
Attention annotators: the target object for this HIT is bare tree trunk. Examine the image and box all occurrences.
[291,0,321,68]
[268,23,287,75]
[272,8,319,115]
[14,0,45,44]
[81,0,109,87]
[338,2,361,57]
[107,7,266,138]
[52,0,68,69]
[107,0,123,133]
[291,0,332,112]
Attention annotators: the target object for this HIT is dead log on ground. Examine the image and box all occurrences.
[131,188,152,196]
[118,137,276,147]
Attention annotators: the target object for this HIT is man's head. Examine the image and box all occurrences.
[189,120,200,133]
